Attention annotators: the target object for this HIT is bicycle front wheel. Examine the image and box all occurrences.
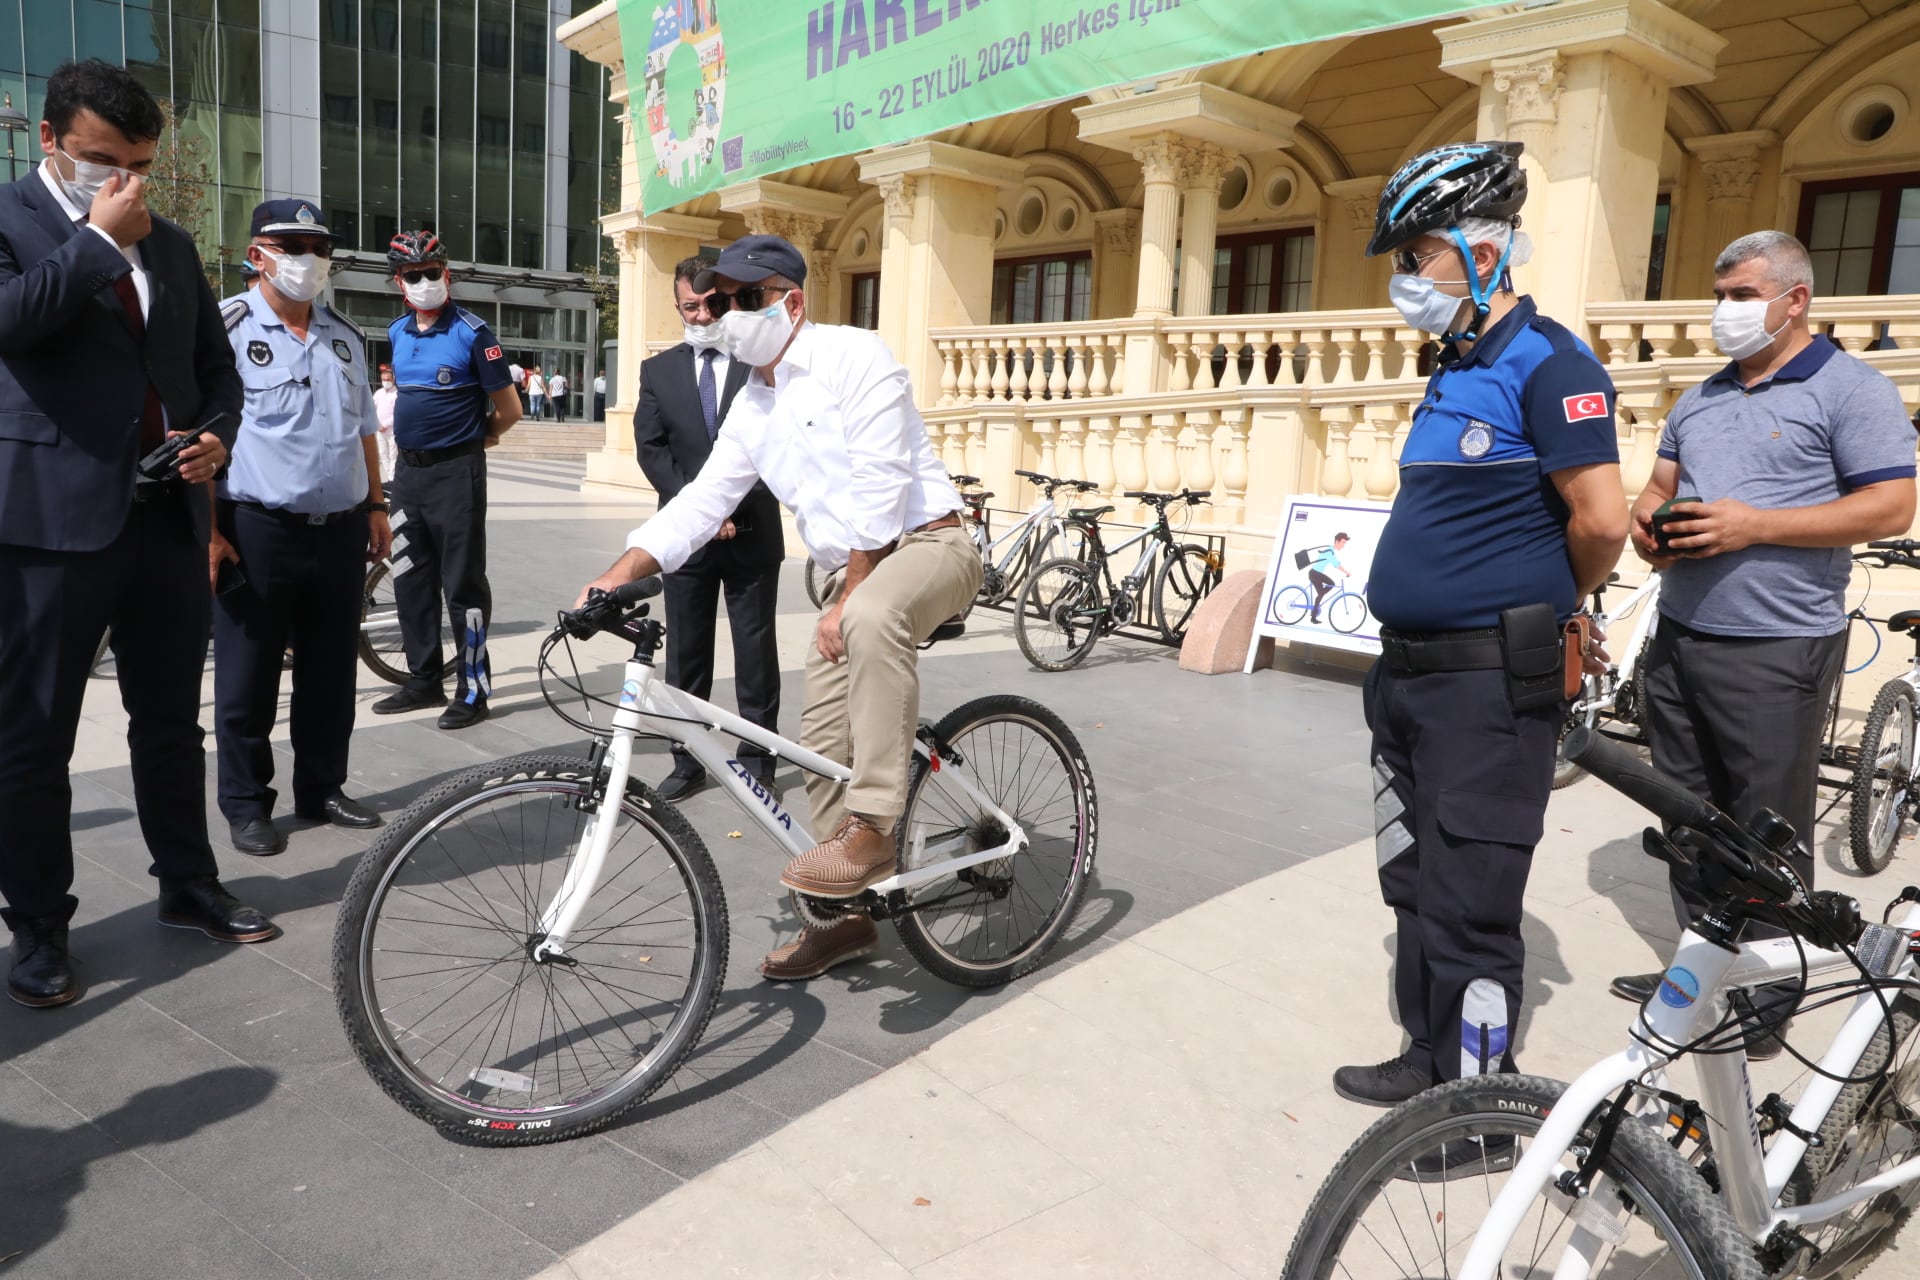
[358,561,412,686]
[893,695,1096,987]
[332,751,728,1144]
[1327,589,1369,635]
[1849,681,1917,875]
[1153,544,1215,642]
[1014,557,1103,671]
[1282,1074,1762,1280]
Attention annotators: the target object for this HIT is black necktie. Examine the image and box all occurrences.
[699,348,719,441]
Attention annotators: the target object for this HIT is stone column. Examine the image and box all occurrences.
[1091,208,1142,319]
[1682,130,1775,291]
[873,173,919,360]
[1322,176,1388,310]
[1175,141,1231,316]
[1438,0,1725,329]
[1131,133,1182,320]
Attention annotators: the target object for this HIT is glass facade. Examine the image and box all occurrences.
[1,1,620,396]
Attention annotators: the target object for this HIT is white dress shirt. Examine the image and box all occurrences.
[40,159,148,319]
[630,323,961,573]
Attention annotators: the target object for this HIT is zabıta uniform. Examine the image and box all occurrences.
[385,302,514,710]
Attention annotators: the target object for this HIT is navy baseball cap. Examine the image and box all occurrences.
[250,198,331,240]
[693,234,807,292]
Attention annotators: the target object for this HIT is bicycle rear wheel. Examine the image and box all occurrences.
[1282,1075,1761,1279]
[1271,583,1311,626]
[359,560,438,686]
[1153,543,1215,642]
[804,558,830,609]
[332,751,728,1144]
[1848,681,1916,875]
[1013,557,1104,671]
[1327,590,1369,635]
[893,695,1096,987]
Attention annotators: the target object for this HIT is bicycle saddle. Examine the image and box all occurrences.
[920,615,967,649]
[1068,505,1113,521]
[961,490,994,505]
[1890,608,1920,634]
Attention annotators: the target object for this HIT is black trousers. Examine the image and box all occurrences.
[1368,663,1557,1083]
[1643,620,1847,922]
[212,504,369,822]
[0,493,219,929]
[663,557,782,767]
[391,451,491,705]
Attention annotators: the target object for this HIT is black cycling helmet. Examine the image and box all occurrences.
[1367,141,1526,258]
[387,229,445,271]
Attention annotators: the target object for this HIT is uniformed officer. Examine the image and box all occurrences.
[1333,143,1629,1157]
[369,230,521,729]
[213,199,390,855]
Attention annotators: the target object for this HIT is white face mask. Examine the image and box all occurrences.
[258,247,327,303]
[715,291,796,366]
[1710,291,1791,361]
[57,147,137,210]
[1389,273,1469,337]
[402,274,449,311]
[683,319,724,350]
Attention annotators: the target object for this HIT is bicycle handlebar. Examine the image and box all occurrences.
[1121,488,1213,506]
[1867,539,1920,552]
[556,576,665,639]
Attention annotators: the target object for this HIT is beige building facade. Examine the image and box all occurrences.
[560,0,1920,572]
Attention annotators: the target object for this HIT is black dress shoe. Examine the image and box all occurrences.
[298,794,382,828]
[740,756,778,785]
[229,817,287,856]
[1610,971,1663,1004]
[438,699,489,730]
[1332,1053,1436,1108]
[656,764,707,802]
[8,919,79,1008]
[157,879,277,943]
[371,684,449,715]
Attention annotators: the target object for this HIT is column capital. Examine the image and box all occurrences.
[1684,130,1776,205]
[1437,0,1725,89]
[1325,177,1386,235]
[1131,133,1182,186]
[1076,82,1299,155]
[741,209,827,249]
[716,177,851,223]
[1093,207,1143,252]
[1172,140,1233,194]
[874,174,918,230]
[1491,51,1563,135]
[856,139,1028,189]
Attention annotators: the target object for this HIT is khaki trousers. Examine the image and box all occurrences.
[801,523,982,834]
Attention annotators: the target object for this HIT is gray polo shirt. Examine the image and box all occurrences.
[1657,336,1916,637]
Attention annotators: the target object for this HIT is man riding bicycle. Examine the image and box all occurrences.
[577,234,982,981]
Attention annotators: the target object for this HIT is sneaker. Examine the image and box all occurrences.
[1397,1133,1518,1183]
[656,762,707,802]
[438,700,489,731]
[1332,1053,1435,1108]
[371,684,449,716]
[1610,971,1662,1004]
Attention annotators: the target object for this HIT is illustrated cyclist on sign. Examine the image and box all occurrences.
[1307,533,1350,623]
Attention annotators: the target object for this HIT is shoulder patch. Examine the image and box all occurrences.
[222,298,250,333]
[1563,393,1610,423]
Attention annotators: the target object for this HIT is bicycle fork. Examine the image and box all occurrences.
[530,691,646,962]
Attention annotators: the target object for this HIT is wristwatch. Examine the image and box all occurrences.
[360,498,389,515]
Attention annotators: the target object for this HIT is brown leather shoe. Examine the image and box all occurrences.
[759,916,879,981]
[779,813,896,898]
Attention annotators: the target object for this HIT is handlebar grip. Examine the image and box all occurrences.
[1015,469,1044,481]
[608,576,664,607]
[1121,490,1147,500]
[1186,490,1212,502]
[1867,539,1920,551]
[1563,725,1717,832]
[1071,480,1098,491]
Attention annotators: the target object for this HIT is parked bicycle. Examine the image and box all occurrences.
[1013,489,1219,671]
[359,558,451,687]
[1269,577,1372,634]
[1843,537,1920,874]
[331,577,1098,1144]
[1284,724,1920,1279]
[1553,569,1664,789]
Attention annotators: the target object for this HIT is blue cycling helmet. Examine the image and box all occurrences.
[1367,141,1526,258]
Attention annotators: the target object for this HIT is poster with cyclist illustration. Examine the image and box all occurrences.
[1246,495,1391,667]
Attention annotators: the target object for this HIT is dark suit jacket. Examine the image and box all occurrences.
[633,343,784,571]
[0,172,241,552]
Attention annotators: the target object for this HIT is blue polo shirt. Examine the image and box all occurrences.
[387,305,514,450]
[1657,336,1917,637]
[1370,297,1619,631]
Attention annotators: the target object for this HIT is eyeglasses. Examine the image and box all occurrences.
[265,239,334,258]
[706,284,789,316]
[1392,245,1453,275]
[398,266,446,284]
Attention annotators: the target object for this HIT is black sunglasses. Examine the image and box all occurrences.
[1392,245,1453,276]
[398,265,446,284]
[265,239,334,258]
[705,284,789,316]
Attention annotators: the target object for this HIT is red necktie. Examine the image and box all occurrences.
[112,273,165,452]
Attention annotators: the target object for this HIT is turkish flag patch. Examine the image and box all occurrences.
[484,345,504,361]
[1563,393,1609,423]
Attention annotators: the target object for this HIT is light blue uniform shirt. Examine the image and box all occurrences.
[220,288,377,516]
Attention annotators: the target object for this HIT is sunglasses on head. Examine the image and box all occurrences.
[1392,245,1455,276]
[398,265,446,284]
[704,283,789,316]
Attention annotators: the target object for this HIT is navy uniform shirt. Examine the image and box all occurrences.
[1370,297,1619,630]
[387,305,514,450]
[220,289,377,515]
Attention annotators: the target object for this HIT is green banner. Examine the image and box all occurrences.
[619,0,1490,215]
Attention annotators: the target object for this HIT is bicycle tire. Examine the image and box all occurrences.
[1013,557,1103,671]
[1326,589,1368,635]
[91,628,113,677]
[892,695,1096,987]
[804,558,829,609]
[332,751,728,1145]
[1272,583,1311,626]
[1782,992,1920,1279]
[1848,681,1916,875]
[1554,679,1603,790]
[1283,1074,1761,1279]
[358,561,413,686]
[1152,544,1214,642]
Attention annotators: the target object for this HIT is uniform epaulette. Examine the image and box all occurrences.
[453,305,487,334]
[222,297,250,332]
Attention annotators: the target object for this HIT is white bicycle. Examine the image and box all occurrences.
[1554,569,1664,789]
[331,577,1098,1144]
[1284,725,1920,1279]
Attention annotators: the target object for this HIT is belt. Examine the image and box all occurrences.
[1379,626,1504,674]
[909,512,962,535]
[398,439,484,467]
[232,499,361,527]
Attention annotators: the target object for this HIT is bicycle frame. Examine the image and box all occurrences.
[1570,573,1662,723]
[1456,896,1920,1279]
[983,487,1069,577]
[1079,516,1165,602]
[531,651,1029,961]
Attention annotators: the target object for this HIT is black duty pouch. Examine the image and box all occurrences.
[1498,602,1563,712]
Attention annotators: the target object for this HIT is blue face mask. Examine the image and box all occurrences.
[1389,273,1468,337]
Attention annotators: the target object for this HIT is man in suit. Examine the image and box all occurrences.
[633,255,784,800]
[0,60,278,1009]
